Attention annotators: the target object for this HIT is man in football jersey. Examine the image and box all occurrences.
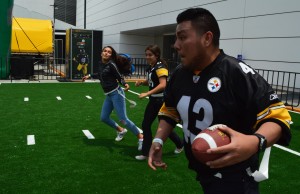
[74,49,89,76]
[148,8,292,194]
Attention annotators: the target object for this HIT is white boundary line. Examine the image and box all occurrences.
[273,144,300,156]
[288,110,300,114]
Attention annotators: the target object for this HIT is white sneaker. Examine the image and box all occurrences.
[135,155,147,160]
[138,139,143,151]
[115,129,127,141]
[174,147,184,154]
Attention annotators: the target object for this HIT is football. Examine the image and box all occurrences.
[192,124,231,163]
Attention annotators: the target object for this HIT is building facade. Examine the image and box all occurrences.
[13,0,300,73]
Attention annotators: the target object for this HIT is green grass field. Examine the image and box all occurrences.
[0,82,299,194]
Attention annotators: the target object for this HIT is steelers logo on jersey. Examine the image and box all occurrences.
[193,75,200,83]
[207,77,221,92]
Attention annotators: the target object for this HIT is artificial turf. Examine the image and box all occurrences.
[0,82,299,193]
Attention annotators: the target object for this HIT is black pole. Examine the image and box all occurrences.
[50,4,57,25]
[84,0,86,29]
[53,5,55,25]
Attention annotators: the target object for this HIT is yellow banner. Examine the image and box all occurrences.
[11,17,53,53]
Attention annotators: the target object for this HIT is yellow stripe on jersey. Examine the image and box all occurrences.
[156,68,168,77]
[255,102,291,129]
[158,102,181,123]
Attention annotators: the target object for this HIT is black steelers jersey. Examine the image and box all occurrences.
[158,50,291,174]
[76,53,89,64]
[146,61,168,97]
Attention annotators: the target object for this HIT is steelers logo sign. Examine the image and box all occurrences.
[207,77,221,92]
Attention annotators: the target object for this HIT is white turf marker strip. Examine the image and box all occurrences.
[177,124,183,128]
[288,110,300,114]
[24,97,29,102]
[274,144,300,156]
[27,135,35,145]
[82,130,95,139]
[86,95,92,99]
[56,96,62,100]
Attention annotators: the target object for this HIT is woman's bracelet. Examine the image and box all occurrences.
[152,138,163,146]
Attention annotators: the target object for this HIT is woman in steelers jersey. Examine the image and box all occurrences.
[135,45,183,161]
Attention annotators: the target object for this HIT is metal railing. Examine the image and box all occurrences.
[256,69,300,108]
[1,56,299,108]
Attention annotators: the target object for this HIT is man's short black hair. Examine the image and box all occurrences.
[177,8,220,47]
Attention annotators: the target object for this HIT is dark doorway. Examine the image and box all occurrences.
[163,35,180,73]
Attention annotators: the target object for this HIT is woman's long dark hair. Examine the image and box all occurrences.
[145,45,167,67]
[116,54,131,75]
[102,46,131,75]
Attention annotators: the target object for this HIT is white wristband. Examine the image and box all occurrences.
[152,138,163,146]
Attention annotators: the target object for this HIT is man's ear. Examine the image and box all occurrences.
[204,31,213,47]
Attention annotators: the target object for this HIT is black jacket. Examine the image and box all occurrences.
[91,60,127,94]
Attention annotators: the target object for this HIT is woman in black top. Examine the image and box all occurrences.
[83,46,143,150]
[135,45,183,160]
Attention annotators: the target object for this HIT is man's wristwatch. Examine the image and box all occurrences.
[253,133,267,152]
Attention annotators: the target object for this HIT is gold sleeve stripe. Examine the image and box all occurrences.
[256,102,291,128]
[158,102,181,123]
[257,102,286,120]
[156,68,168,77]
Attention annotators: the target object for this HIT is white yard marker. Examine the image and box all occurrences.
[24,97,29,102]
[27,135,35,145]
[56,96,62,100]
[86,95,92,99]
[82,130,95,139]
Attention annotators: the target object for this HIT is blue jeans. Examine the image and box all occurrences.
[100,87,140,136]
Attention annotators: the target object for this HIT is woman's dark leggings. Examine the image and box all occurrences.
[141,97,183,156]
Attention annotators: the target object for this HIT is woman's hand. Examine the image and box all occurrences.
[139,92,149,99]
[135,81,143,87]
[82,75,90,82]
[124,84,130,91]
